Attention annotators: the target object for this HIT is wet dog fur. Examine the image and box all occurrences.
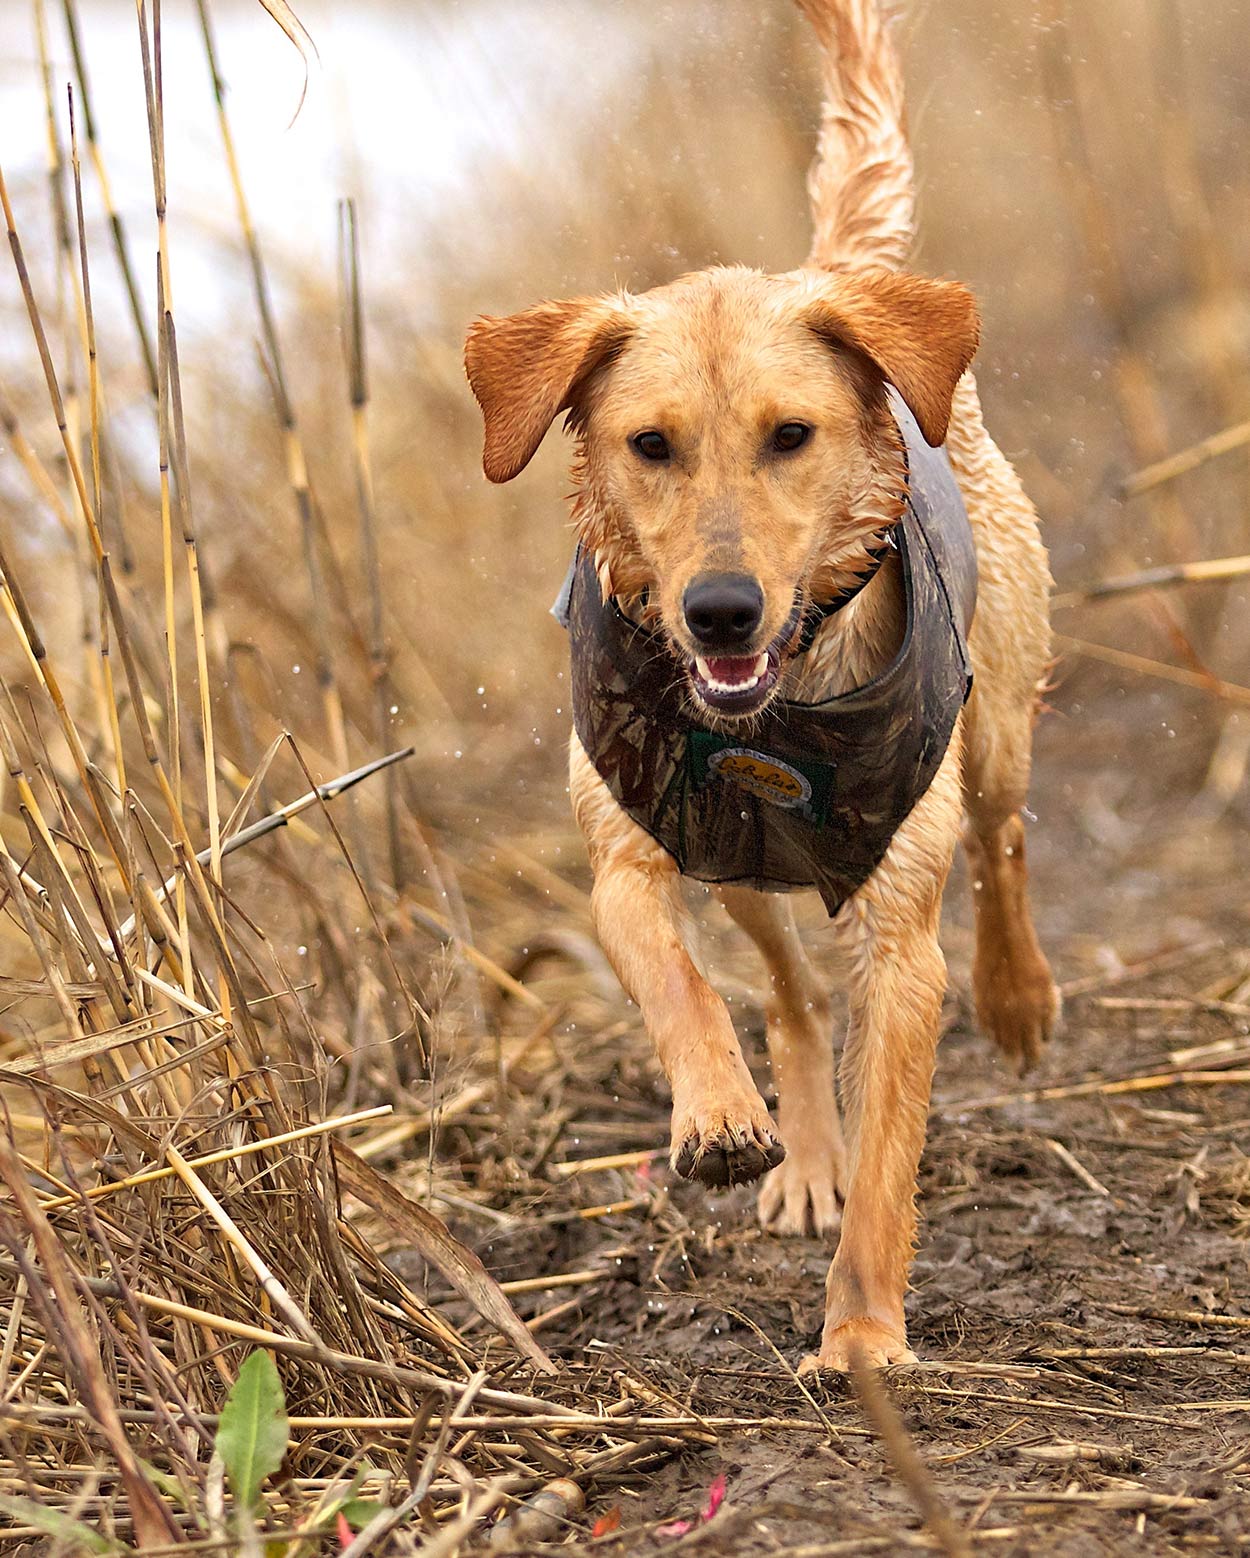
[465,0,1059,1371]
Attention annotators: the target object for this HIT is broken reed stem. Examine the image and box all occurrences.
[553,1149,665,1177]
[282,733,428,1033]
[195,0,355,790]
[140,0,233,1021]
[164,308,223,890]
[1121,419,1250,498]
[68,87,129,803]
[1053,552,1250,609]
[41,3,112,775]
[338,196,404,890]
[848,1344,971,1558]
[62,0,158,392]
[0,162,101,559]
[140,0,204,1008]
[1044,1138,1111,1198]
[156,257,182,862]
[34,22,89,752]
[112,746,415,940]
[0,383,75,538]
[66,91,101,534]
[1054,631,1250,707]
[132,0,182,802]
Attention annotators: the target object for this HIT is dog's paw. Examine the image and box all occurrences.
[798,1316,916,1374]
[671,1095,784,1188]
[976,957,1062,1076]
[757,1142,845,1236]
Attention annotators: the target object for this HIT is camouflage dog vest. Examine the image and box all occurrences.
[554,393,977,916]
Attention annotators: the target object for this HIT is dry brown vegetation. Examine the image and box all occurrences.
[1,0,1249,1553]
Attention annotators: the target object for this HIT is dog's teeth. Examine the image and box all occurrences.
[694,655,768,696]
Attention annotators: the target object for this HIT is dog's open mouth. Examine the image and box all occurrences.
[689,646,782,715]
[685,601,804,716]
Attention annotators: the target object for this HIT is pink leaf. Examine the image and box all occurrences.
[656,1519,694,1539]
[336,1512,354,1549]
[701,1473,727,1522]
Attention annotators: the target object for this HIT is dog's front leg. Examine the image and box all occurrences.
[802,742,962,1372]
[718,885,845,1236]
[571,736,784,1187]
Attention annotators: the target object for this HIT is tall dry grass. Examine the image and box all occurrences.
[0,0,1247,1546]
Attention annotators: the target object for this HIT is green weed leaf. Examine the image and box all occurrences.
[340,1498,388,1529]
[135,1458,191,1510]
[215,1349,289,1511]
[0,1495,128,1554]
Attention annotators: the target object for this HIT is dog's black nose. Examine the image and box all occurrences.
[683,573,764,647]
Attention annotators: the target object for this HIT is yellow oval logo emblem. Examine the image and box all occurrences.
[708,748,812,809]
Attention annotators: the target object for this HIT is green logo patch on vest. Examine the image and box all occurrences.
[688,732,834,826]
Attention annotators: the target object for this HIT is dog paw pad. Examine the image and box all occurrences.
[674,1130,784,1188]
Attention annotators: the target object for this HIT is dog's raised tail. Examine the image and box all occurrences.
[795,0,914,272]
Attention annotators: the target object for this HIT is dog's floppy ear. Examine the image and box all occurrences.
[802,270,980,447]
[465,297,632,483]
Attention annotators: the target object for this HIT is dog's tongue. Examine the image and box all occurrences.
[704,655,757,686]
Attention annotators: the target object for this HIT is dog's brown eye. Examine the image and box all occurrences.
[773,422,811,453]
[633,431,670,462]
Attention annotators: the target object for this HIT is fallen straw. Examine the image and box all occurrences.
[1053,633,1250,707]
[1120,418,1250,497]
[552,1148,665,1177]
[1052,551,1250,609]
[37,1104,392,1211]
[164,1143,325,1346]
[1045,1138,1112,1198]
[958,1067,1250,1112]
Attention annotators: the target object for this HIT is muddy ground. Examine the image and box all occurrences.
[403,676,1250,1554]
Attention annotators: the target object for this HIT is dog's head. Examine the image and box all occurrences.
[465,266,978,719]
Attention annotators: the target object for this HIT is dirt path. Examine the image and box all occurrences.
[423,680,1250,1554]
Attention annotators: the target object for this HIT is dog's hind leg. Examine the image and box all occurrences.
[962,787,1060,1074]
[718,886,845,1236]
[571,736,784,1189]
[949,381,1061,1075]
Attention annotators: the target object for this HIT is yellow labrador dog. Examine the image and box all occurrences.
[466,0,1058,1371]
